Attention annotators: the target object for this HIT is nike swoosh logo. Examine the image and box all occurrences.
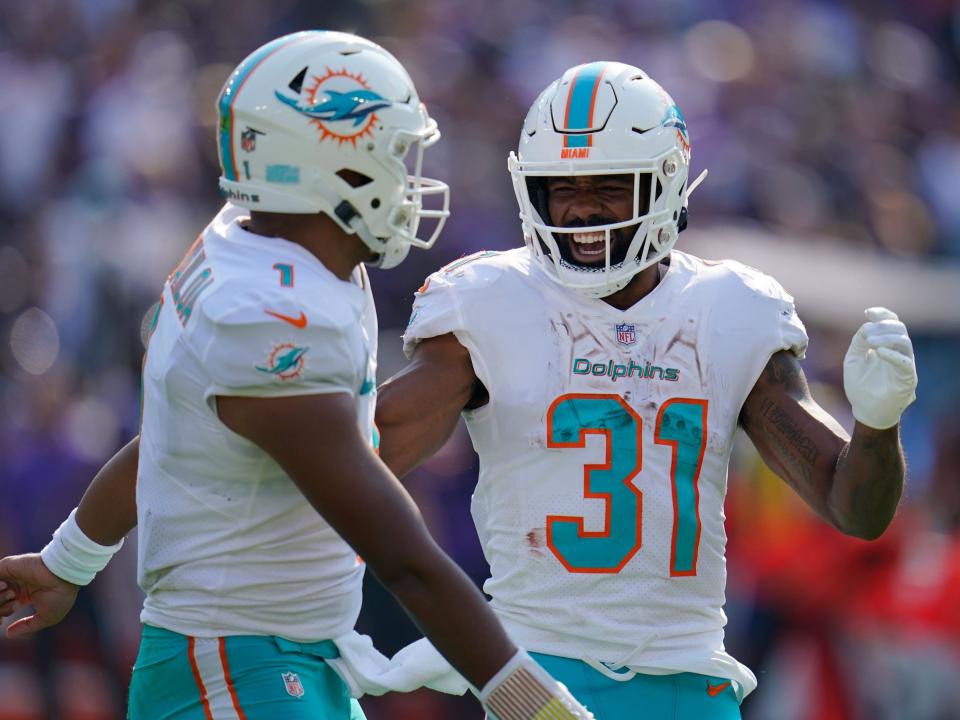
[264,309,307,328]
[706,681,731,697]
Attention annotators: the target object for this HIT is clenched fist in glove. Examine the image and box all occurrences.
[843,307,918,430]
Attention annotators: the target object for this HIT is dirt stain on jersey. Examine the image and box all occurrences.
[665,317,703,384]
[526,528,547,556]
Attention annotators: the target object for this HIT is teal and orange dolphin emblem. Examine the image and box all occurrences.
[274,68,392,145]
[274,88,391,126]
[661,103,688,140]
[661,102,690,155]
[256,344,309,380]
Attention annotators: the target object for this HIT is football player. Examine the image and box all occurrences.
[375,62,919,719]
[0,32,593,720]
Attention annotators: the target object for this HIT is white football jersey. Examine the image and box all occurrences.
[403,248,808,696]
[138,203,377,642]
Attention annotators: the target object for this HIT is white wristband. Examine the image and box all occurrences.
[39,509,124,586]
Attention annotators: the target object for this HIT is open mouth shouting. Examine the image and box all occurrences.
[570,230,608,262]
[557,222,636,268]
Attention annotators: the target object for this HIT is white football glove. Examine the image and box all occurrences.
[479,649,594,720]
[843,307,918,430]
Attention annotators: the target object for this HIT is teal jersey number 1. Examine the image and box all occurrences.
[656,398,708,576]
[546,394,708,576]
[273,262,294,288]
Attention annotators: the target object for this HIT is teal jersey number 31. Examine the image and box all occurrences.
[546,394,708,576]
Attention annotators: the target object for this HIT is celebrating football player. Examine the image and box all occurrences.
[0,58,918,720]
[375,62,918,719]
[0,32,594,720]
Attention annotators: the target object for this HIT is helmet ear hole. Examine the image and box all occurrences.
[336,169,374,188]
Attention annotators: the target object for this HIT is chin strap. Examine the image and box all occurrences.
[686,168,708,199]
[678,168,709,234]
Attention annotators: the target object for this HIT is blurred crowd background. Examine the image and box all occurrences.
[1,0,959,718]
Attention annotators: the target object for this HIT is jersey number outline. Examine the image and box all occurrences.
[546,394,708,576]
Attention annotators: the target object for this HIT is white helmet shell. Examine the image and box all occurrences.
[508,62,692,297]
[217,31,449,269]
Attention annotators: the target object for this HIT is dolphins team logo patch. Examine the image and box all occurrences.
[256,343,308,381]
[274,67,391,146]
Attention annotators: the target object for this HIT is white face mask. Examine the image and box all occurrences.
[511,153,699,298]
[508,62,703,297]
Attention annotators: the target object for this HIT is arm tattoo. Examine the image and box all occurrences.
[741,351,841,511]
[760,397,820,474]
[742,350,904,538]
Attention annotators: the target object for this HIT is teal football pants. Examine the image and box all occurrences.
[128,624,366,719]
[530,652,742,720]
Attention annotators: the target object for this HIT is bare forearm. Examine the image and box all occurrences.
[743,352,905,540]
[742,391,848,525]
[316,449,515,688]
[373,540,516,689]
[306,450,514,688]
[75,436,139,545]
[828,423,904,540]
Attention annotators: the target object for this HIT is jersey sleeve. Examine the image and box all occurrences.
[747,267,808,359]
[190,284,361,401]
[402,271,467,359]
[714,261,809,411]
[402,251,509,360]
[779,297,807,358]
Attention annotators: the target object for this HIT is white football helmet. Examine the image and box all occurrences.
[217,31,449,269]
[509,62,703,297]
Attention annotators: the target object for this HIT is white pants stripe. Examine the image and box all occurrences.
[189,637,247,720]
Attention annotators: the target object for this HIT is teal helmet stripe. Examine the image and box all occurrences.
[218,31,325,181]
[563,61,609,149]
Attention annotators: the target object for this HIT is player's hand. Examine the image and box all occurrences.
[843,307,918,430]
[0,553,80,638]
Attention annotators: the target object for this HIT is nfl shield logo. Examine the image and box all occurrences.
[282,671,305,698]
[241,127,262,152]
[616,323,637,346]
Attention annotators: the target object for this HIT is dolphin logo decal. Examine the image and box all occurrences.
[256,345,309,377]
[275,88,391,126]
[661,104,688,139]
